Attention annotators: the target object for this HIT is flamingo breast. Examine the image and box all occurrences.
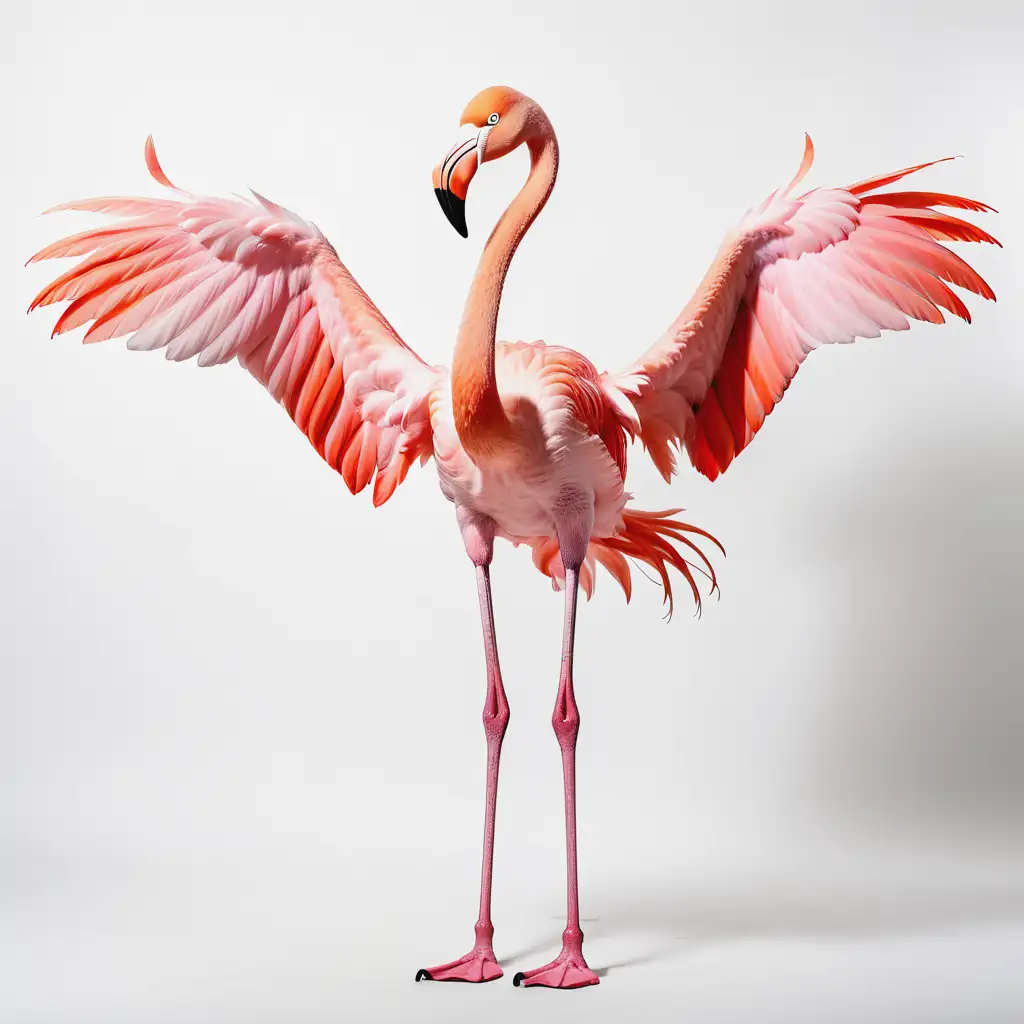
[431,340,629,543]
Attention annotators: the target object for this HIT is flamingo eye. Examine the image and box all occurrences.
[487,113,499,126]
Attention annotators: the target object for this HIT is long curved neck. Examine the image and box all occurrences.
[452,129,558,457]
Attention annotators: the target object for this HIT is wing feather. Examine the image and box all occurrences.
[607,139,996,480]
[29,138,441,506]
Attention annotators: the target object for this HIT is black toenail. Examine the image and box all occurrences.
[415,969,432,982]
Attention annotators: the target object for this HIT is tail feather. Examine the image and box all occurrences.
[525,508,724,618]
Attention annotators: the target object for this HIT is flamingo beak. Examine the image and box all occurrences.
[433,124,491,238]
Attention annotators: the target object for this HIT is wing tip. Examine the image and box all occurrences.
[848,154,961,196]
[783,133,815,196]
[39,200,79,216]
[145,135,177,190]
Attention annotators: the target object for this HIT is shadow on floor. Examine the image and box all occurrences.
[587,864,1024,973]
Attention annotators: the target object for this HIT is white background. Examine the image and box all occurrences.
[4,1,1022,1021]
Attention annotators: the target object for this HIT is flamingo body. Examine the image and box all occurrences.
[433,340,643,596]
[27,85,998,989]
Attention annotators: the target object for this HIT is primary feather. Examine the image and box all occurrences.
[28,137,440,507]
[608,135,998,481]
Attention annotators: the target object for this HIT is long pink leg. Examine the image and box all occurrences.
[514,564,599,989]
[416,558,509,983]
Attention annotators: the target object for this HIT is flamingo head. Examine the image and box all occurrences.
[433,86,539,237]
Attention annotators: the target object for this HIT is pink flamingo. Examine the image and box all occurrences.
[28,86,997,989]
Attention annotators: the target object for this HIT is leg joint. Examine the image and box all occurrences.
[551,703,580,744]
[483,702,510,741]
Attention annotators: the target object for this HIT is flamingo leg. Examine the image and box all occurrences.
[513,565,599,989]
[416,561,509,983]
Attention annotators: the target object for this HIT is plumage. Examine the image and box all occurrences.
[27,88,998,991]
[609,134,996,483]
[28,118,996,601]
[30,138,439,511]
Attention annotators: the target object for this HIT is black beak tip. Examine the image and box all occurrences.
[435,187,468,238]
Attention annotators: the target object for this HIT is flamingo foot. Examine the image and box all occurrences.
[415,947,503,984]
[512,946,599,989]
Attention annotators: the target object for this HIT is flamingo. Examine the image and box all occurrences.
[27,85,997,990]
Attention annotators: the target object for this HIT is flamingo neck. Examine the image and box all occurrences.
[452,129,559,457]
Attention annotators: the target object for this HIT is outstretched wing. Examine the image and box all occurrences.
[28,138,442,506]
[606,137,998,481]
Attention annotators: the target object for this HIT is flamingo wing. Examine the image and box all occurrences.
[28,138,442,506]
[606,136,998,481]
